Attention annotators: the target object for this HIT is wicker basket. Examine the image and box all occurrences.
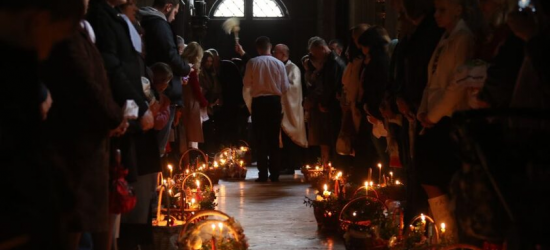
[179,210,248,250]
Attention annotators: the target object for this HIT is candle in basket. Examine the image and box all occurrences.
[389,171,393,184]
[196,180,201,191]
[421,213,426,232]
[440,222,446,235]
[322,184,331,199]
[334,172,342,196]
[168,164,173,178]
[365,181,369,196]
[239,160,244,167]
[368,168,372,183]
[211,224,217,250]
[377,163,382,185]
[213,161,219,168]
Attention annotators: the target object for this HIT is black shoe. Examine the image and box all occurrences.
[254,178,268,183]
[270,178,279,182]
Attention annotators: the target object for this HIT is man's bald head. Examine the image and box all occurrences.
[273,44,289,62]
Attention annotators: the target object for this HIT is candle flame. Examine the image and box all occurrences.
[390,171,393,176]
[378,163,382,169]
[168,164,173,171]
[421,213,426,224]
[364,181,369,189]
[306,165,310,169]
[441,222,446,233]
[186,169,190,174]
[370,181,374,187]
[337,171,342,178]
[323,184,328,191]
[353,212,357,217]
[196,180,200,188]
[191,198,196,204]
[168,189,172,195]
[218,222,223,230]
[396,180,401,185]
[315,165,320,170]
[212,224,216,230]
[214,161,219,168]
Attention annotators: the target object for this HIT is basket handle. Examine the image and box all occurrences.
[178,148,209,170]
[180,210,234,236]
[156,185,165,221]
[338,195,389,223]
[405,214,440,242]
[351,185,380,199]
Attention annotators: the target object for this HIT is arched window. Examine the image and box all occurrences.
[252,0,284,17]
[211,0,288,18]
[212,0,245,17]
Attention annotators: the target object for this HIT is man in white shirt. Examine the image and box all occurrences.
[243,36,290,182]
[273,44,308,175]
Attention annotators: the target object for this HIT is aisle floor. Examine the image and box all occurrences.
[216,168,345,250]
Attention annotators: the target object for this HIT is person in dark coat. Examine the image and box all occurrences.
[40,24,124,250]
[219,59,249,146]
[139,0,191,156]
[393,0,445,223]
[0,1,85,250]
[305,37,346,165]
[358,26,391,168]
[86,0,154,182]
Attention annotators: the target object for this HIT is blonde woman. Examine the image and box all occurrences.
[181,42,207,149]
[415,0,477,240]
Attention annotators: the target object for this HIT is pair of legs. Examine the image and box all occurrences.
[252,96,282,181]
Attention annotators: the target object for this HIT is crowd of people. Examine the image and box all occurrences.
[1,0,549,249]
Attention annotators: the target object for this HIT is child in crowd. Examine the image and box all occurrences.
[150,62,173,131]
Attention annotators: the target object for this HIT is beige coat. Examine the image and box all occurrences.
[418,19,475,123]
[341,57,364,132]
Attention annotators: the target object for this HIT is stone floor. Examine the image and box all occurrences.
[215,168,345,250]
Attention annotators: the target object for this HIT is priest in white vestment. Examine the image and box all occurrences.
[273,44,308,174]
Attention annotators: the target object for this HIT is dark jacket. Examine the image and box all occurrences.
[478,33,524,108]
[397,13,444,112]
[40,28,123,231]
[361,50,390,120]
[86,1,148,117]
[307,51,346,109]
[140,7,191,105]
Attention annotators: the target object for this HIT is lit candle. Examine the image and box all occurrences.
[220,158,226,165]
[365,181,369,196]
[168,164,173,178]
[168,189,173,196]
[409,224,415,232]
[211,224,217,250]
[322,184,331,199]
[395,180,401,185]
[378,163,382,185]
[440,222,446,234]
[389,171,393,184]
[315,165,320,170]
[196,180,200,190]
[353,211,357,217]
[191,198,196,209]
[368,168,372,183]
[240,146,248,152]
[186,169,190,175]
[214,161,219,168]
[239,160,244,167]
[421,213,426,224]
[306,165,310,169]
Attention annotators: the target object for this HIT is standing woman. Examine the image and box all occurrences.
[358,26,392,169]
[200,50,222,153]
[416,0,476,239]
[182,42,207,149]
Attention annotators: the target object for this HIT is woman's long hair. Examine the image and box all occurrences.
[346,23,370,61]
[182,41,204,73]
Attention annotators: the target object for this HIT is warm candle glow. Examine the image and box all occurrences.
[239,160,244,166]
[421,213,426,224]
[441,223,446,234]
[220,158,226,165]
[315,165,320,170]
[353,212,357,217]
[214,161,219,168]
[196,180,200,189]
[336,172,342,179]
[395,180,401,185]
[324,184,328,192]
[370,181,374,187]
[218,222,223,230]
[168,164,173,171]
[168,189,172,196]
[365,181,369,190]
[186,169,190,174]
[193,173,196,177]
[306,165,310,169]
[212,223,216,231]
[191,198,196,204]
[163,179,167,186]
[390,171,393,177]
[378,163,382,169]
